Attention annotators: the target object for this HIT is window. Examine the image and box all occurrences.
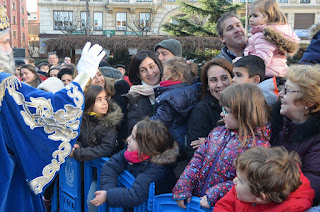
[167,0,176,2]
[278,0,288,3]
[22,7,24,14]
[22,19,25,27]
[300,0,310,2]
[13,31,16,39]
[22,33,25,41]
[53,11,73,30]
[116,13,126,31]
[140,13,151,31]
[113,0,129,2]
[240,0,252,2]
[12,3,15,10]
[12,16,16,25]
[137,0,152,2]
[80,12,87,30]
[93,12,103,30]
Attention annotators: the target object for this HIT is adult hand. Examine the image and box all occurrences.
[77,42,106,79]
[200,195,210,208]
[176,198,190,209]
[190,137,205,149]
[90,190,107,206]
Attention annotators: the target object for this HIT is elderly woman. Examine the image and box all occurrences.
[186,58,233,160]
[270,64,320,206]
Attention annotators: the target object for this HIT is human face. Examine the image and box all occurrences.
[91,70,105,88]
[15,66,21,77]
[0,31,12,53]
[49,69,59,77]
[40,65,50,73]
[92,90,109,116]
[156,47,174,65]
[233,171,258,203]
[249,8,267,27]
[139,57,161,86]
[117,67,126,76]
[279,80,307,123]
[61,74,73,86]
[64,57,71,65]
[219,17,246,50]
[21,68,36,83]
[48,55,58,66]
[127,125,140,152]
[232,67,255,84]
[207,65,232,99]
[220,106,239,129]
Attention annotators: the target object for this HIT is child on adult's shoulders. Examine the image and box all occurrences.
[213,146,315,212]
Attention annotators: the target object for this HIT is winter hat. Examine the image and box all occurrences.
[100,66,123,80]
[115,64,126,69]
[37,77,65,93]
[155,39,182,57]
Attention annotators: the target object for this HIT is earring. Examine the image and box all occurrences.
[304,106,308,110]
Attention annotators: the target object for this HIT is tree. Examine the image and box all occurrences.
[163,0,242,36]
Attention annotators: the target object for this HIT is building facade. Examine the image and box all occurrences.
[37,0,320,56]
[1,0,28,57]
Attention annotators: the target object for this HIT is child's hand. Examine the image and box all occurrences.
[90,190,107,206]
[73,144,80,149]
[190,138,205,149]
[69,148,75,158]
[200,195,210,208]
[176,198,191,209]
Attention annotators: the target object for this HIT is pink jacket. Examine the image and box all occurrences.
[244,24,300,77]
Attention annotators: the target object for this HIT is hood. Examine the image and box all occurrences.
[99,101,123,128]
[309,23,320,39]
[263,24,300,56]
[150,141,179,165]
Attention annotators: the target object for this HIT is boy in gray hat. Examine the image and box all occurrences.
[155,38,182,65]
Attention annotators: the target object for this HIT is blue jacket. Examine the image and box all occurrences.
[151,81,201,152]
[99,143,179,208]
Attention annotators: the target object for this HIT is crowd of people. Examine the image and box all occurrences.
[1,0,320,211]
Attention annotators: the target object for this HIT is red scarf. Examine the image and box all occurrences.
[124,150,150,164]
[159,80,181,87]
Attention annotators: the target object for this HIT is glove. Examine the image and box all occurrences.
[77,42,106,79]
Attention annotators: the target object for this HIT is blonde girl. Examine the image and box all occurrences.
[90,118,179,208]
[244,0,300,77]
[173,84,271,208]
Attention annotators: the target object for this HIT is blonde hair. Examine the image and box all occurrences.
[165,57,197,83]
[286,64,320,114]
[219,84,270,146]
[234,146,301,203]
[250,0,287,25]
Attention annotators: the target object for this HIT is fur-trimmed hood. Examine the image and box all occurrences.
[97,100,123,128]
[262,24,300,56]
[150,141,179,165]
[309,23,320,39]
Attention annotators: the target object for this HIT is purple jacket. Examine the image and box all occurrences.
[244,24,299,77]
[172,125,271,207]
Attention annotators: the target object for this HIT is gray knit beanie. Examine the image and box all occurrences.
[100,66,123,80]
[155,39,182,57]
[37,77,64,93]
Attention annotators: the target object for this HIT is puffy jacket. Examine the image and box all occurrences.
[151,81,201,152]
[74,101,123,161]
[300,23,320,65]
[244,24,300,77]
[215,46,237,63]
[99,143,179,208]
[172,125,271,207]
[271,102,320,205]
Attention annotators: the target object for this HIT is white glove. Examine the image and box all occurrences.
[77,42,106,79]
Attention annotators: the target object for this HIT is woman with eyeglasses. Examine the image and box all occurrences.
[186,58,233,160]
[173,84,271,209]
[270,64,320,206]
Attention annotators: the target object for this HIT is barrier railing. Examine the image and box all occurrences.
[52,157,212,212]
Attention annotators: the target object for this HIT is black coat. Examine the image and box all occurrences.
[74,101,123,161]
[99,143,179,208]
[270,102,320,205]
[186,95,222,160]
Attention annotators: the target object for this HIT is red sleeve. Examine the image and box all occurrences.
[213,186,236,212]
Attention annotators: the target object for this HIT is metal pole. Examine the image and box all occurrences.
[245,0,249,34]
[85,0,90,35]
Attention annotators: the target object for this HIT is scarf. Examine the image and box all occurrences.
[128,80,159,105]
[124,150,151,164]
[159,80,181,87]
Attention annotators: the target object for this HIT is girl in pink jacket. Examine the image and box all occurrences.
[244,0,300,77]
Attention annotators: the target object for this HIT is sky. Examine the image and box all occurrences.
[27,0,37,13]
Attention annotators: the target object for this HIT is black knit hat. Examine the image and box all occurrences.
[154,39,182,57]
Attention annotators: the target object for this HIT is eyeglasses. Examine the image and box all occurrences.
[283,87,301,95]
[222,107,231,115]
